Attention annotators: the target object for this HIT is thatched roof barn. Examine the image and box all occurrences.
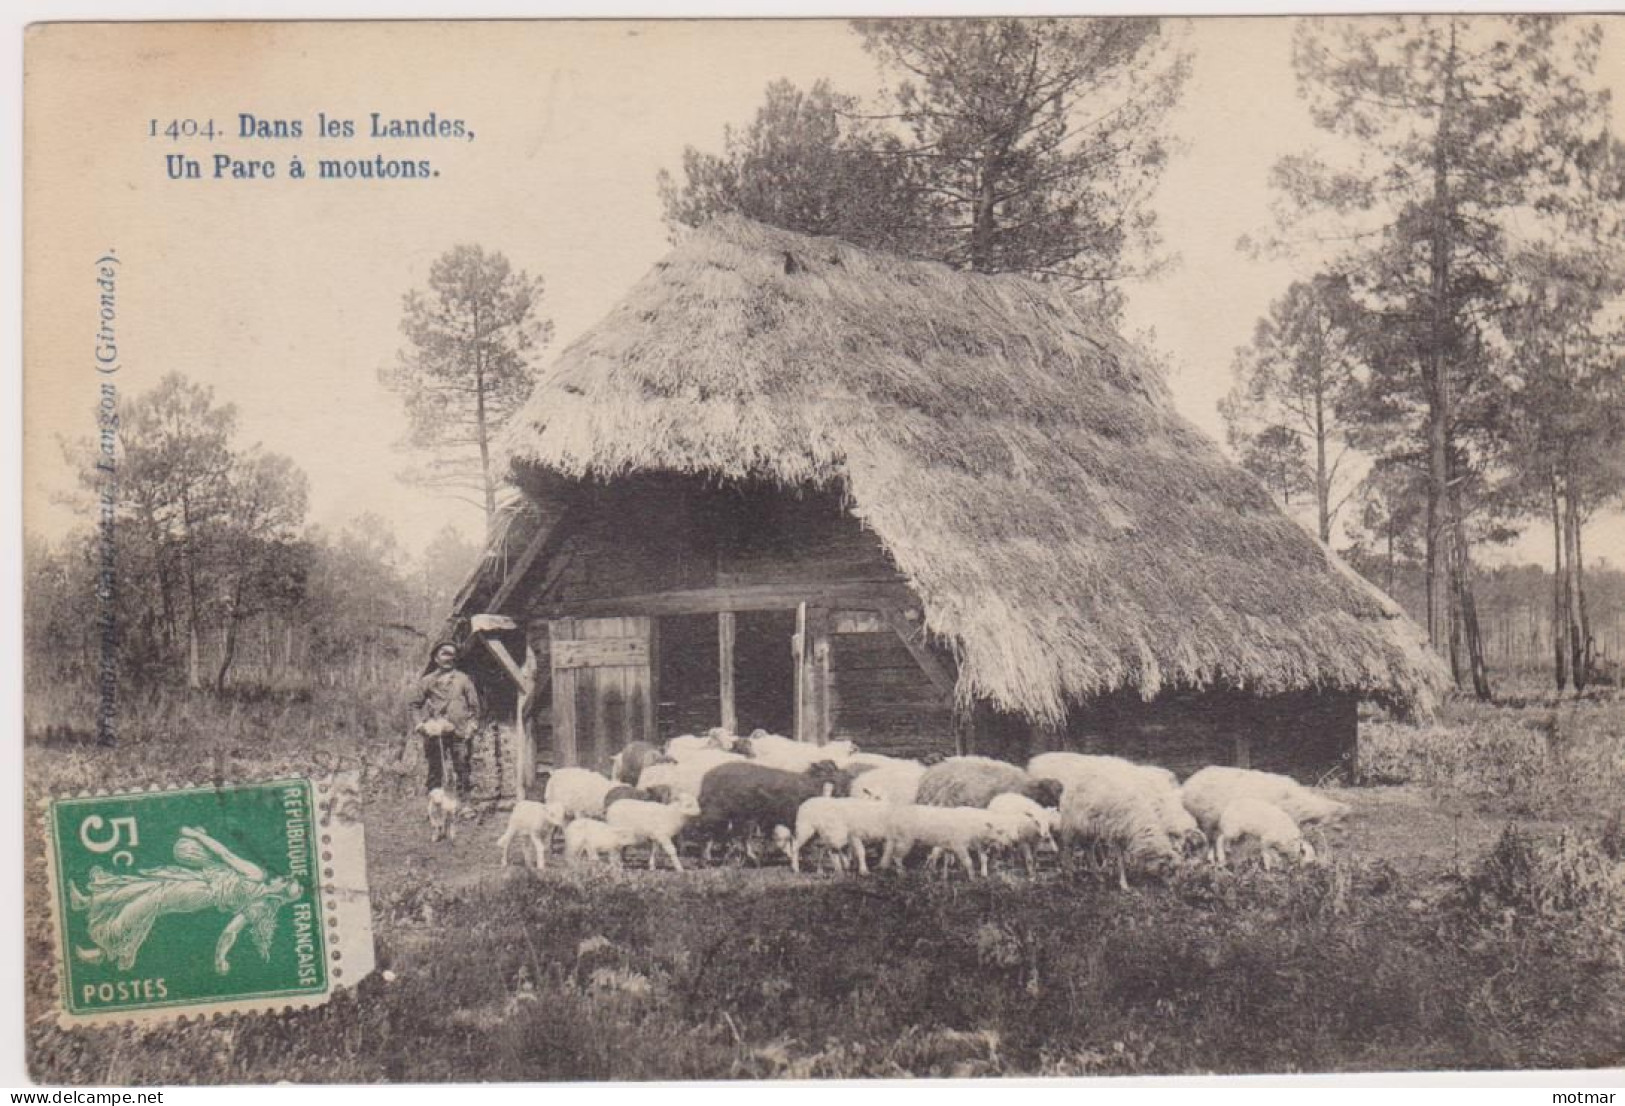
[453,216,1447,791]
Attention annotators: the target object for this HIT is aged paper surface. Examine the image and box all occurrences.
[21,16,1625,1086]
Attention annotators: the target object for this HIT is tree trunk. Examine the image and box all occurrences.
[216,617,239,693]
[472,302,496,532]
[1575,511,1594,683]
[1551,470,1569,691]
[1384,512,1396,594]
[1564,479,1589,690]
[969,153,999,273]
[1423,25,1459,660]
[1314,382,1331,543]
[1449,504,1491,700]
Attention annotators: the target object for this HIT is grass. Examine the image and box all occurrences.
[21,676,1625,1082]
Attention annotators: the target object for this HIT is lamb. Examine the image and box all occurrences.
[1215,798,1316,870]
[609,741,670,784]
[664,727,739,758]
[739,732,859,772]
[543,767,621,821]
[916,756,1064,810]
[851,761,927,805]
[694,761,855,862]
[604,794,704,871]
[427,787,460,843]
[880,804,1010,878]
[495,799,567,868]
[1180,766,1352,842]
[986,793,1060,876]
[636,749,745,802]
[790,796,896,875]
[562,817,639,867]
[845,752,918,771]
[1029,753,1204,855]
[1059,774,1179,891]
[602,785,657,810]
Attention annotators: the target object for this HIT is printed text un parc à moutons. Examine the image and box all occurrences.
[152,112,475,182]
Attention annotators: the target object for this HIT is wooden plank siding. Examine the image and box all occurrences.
[548,616,655,775]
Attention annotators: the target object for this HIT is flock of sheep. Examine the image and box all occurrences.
[458,728,1352,887]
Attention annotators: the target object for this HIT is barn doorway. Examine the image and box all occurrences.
[654,610,797,740]
[655,614,720,739]
[733,610,795,736]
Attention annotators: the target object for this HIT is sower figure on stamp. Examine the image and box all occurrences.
[409,640,480,803]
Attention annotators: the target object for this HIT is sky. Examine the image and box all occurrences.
[23,16,1625,569]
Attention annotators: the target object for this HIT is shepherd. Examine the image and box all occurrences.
[409,639,479,802]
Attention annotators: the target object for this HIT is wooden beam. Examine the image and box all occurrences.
[884,609,956,701]
[541,580,916,619]
[484,509,570,616]
[480,636,531,693]
[718,611,737,735]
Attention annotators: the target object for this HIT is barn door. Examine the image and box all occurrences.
[548,617,656,773]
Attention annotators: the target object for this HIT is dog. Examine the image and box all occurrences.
[428,787,461,842]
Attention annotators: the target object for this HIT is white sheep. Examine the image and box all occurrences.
[637,749,743,801]
[845,752,917,770]
[880,805,1009,878]
[605,794,703,872]
[851,761,927,805]
[562,817,640,867]
[495,799,567,868]
[1215,798,1316,870]
[665,727,739,757]
[427,787,460,843]
[1029,752,1203,855]
[1180,766,1351,842]
[1059,774,1179,891]
[790,796,895,875]
[743,732,858,772]
[986,793,1060,876]
[543,767,620,821]
[917,756,1062,809]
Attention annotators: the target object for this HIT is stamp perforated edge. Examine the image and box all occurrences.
[39,771,376,1029]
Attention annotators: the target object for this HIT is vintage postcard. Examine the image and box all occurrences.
[21,14,1625,1085]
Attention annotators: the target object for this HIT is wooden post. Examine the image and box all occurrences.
[806,606,832,746]
[515,640,537,799]
[549,619,579,768]
[792,603,832,744]
[1234,732,1252,770]
[952,701,977,757]
[718,611,736,735]
[793,603,808,743]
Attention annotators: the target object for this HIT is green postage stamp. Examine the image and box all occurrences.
[42,774,376,1026]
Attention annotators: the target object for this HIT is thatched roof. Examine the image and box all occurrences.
[500,215,1449,724]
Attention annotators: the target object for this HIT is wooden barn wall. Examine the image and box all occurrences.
[516,478,905,619]
[1054,689,1358,783]
[829,619,955,758]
